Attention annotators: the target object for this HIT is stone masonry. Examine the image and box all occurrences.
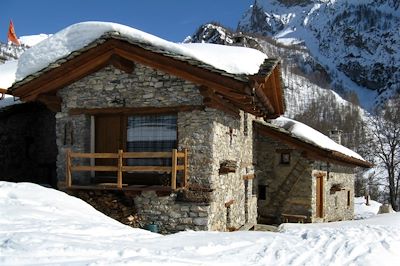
[55,62,257,233]
[255,130,355,224]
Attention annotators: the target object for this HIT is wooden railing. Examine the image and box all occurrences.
[65,148,188,190]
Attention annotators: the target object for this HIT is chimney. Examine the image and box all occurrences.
[329,129,343,145]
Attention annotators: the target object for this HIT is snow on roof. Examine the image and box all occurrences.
[271,116,365,161]
[0,60,18,90]
[19,34,51,47]
[15,21,267,82]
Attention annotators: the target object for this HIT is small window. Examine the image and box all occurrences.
[347,191,351,207]
[280,152,291,164]
[258,185,267,200]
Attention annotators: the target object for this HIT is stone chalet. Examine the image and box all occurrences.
[4,22,371,233]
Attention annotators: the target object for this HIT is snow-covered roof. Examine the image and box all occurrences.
[19,34,50,47]
[15,21,268,83]
[256,116,370,167]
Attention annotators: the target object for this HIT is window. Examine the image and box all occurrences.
[258,185,267,200]
[127,114,177,166]
[280,152,291,164]
[347,191,351,207]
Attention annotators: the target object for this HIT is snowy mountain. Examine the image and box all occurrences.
[186,22,368,154]
[237,0,400,108]
[0,42,27,62]
[0,34,49,63]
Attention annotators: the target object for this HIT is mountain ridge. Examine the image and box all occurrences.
[237,0,400,109]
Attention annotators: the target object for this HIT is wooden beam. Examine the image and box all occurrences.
[69,105,205,115]
[0,88,9,100]
[254,82,275,114]
[243,174,255,180]
[36,94,62,112]
[199,87,240,117]
[13,42,115,98]
[225,199,235,207]
[109,54,135,74]
[272,67,285,115]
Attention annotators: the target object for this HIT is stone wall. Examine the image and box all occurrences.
[311,165,354,222]
[0,102,57,186]
[207,110,258,230]
[254,132,313,223]
[55,62,256,232]
[254,128,355,224]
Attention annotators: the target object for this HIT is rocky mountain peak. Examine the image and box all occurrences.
[238,0,400,107]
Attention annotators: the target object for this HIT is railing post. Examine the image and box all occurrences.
[117,149,123,189]
[183,148,188,188]
[171,149,177,190]
[66,148,72,188]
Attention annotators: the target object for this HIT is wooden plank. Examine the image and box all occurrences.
[36,94,62,112]
[176,165,185,171]
[243,174,255,180]
[109,54,134,73]
[200,87,240,117]
[176,152,186,158]
[69,105,205,116]
[171,149,177,190]
[122,151,172,159]
[70,152,118,158]
[66,149,72,187]
[122,166,172,172]
[225,199,235,207]
[117,149,123,189]
[71,165,118,171]
[183,148,188,188]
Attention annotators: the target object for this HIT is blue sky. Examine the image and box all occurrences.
[2,0,253,43]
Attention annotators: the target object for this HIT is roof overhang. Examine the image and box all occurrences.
[254,121,373,168]
[10,36,285,117]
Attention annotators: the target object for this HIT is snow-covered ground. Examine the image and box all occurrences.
[1,181,399,265]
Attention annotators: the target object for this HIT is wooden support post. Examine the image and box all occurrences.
[117,149,123,189]
[183,148,188,188]
[66,148,72,188]
[171,149,177,190]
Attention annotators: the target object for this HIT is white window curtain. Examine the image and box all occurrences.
[127,114,177,166]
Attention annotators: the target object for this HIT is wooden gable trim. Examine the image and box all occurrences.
[254,122,372,168]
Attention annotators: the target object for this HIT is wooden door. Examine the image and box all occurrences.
[316,176,324,218]
[95,115,124,177]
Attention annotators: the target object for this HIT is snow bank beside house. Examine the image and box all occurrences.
[15,21,267,82]
[272,116,365,161]
[1,181,400,265]
[354,196,382,220]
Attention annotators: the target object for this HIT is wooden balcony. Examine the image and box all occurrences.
[64,148,188,191]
